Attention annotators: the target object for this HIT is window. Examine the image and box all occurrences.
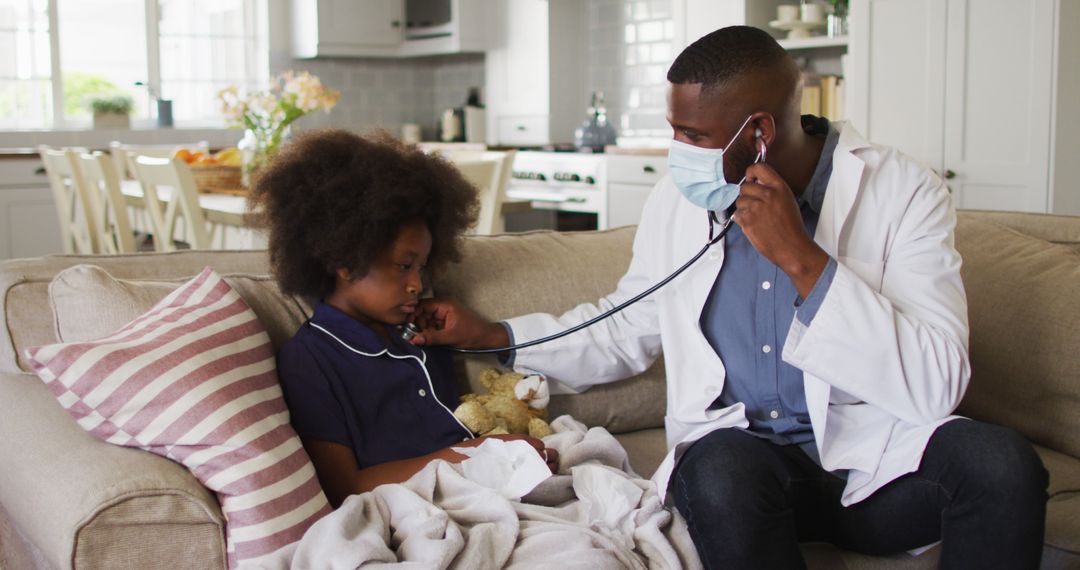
[57,0,149,122]
[0,0,266,130]
[0,0,53,129]
[158,0,268,124]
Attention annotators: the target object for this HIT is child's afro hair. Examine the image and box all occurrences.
[251,128,479,299]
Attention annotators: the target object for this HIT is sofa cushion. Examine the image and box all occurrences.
[0,250,296,375]
[25,267,330,568]
[48,264,311,349]
[955,217,1080,460]
[1035,445,1080,559]
[433,228,666,434]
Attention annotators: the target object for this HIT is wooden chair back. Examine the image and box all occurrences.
[77,152,137,254]
[38,146,98,254]
[444,150,517,235]
[108,141,209,180]
[130,155,212,251]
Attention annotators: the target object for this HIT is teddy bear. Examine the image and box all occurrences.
[454,368,553,439]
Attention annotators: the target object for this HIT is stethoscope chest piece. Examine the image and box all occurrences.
[400,322,421,342]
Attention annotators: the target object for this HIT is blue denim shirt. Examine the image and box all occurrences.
[700,116,839,457]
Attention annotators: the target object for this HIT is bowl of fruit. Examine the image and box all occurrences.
[174,147,243,193]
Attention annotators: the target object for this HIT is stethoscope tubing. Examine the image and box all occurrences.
[448,211,734,354]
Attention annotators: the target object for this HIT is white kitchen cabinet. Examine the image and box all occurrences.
[606,154,669,228]
[293,0,403,58]
[847,0,1073,213]
[484,0,588,146]
[292,0,490,59]
[673,0,788,52]
[0,158,63,261]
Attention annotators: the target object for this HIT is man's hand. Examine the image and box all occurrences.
[735,162,830,299]
[410,298,509,349]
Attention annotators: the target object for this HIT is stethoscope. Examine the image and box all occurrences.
[400,208,737,353]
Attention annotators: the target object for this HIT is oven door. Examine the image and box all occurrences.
[505,183,605,231]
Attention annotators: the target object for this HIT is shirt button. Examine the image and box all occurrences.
[762,344,772,354]
[418,389,427,397]
[769,410,780,419]
[762,281,771,290]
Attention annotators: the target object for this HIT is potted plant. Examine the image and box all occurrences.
[90,94,133,129]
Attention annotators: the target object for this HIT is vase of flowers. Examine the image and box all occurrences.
[219,71,340,185]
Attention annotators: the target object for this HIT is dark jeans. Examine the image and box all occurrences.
[671,419,1048,569]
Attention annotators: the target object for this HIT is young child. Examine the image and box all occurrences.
[254,129,556,507]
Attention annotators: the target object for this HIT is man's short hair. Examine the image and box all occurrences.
[667,26,791,92]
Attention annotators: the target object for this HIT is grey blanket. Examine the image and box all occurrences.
[291,416,702,569]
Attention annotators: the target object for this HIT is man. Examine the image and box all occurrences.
[413,27,1047,568]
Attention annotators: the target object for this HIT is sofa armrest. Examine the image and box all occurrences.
[0,372,225,570]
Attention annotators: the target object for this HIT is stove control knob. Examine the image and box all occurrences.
[536,173,547,181]
[569,174,581,182]
[585,176,596,185]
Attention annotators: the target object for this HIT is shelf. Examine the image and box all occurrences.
[778,35,848,50]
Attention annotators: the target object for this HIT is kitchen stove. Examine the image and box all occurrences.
[505,151,611,231]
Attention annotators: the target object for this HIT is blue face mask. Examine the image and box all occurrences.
[667,115,765,212]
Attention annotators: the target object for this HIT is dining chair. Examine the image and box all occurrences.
[130,155,213,251]
[38,146,99,254]
[444,150,517,235]
[108,140,210,180]
[77,152,137,254]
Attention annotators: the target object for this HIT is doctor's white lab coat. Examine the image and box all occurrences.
[505,122,970,505]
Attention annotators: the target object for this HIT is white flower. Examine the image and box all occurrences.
[217,70,340,153]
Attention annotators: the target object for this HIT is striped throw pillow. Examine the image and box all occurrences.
[26,267,331,568]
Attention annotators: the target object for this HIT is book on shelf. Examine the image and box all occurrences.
[801,72,846,121]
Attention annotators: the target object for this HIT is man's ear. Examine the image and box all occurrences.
[750,113,776,153]
[336,267,353,282]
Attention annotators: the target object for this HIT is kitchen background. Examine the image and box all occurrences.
[274,0,672,142]
[3,0,1078,260]
[0,0,674,148]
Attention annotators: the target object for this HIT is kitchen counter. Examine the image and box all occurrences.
[0,148,42,160]
[603,145,668,156]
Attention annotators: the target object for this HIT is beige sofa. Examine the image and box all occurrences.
[1,210,1077,569]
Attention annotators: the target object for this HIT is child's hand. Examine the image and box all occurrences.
[456,434,560,473]
[411,298,509,350]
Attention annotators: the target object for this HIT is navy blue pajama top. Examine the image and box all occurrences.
[277,302,472,469]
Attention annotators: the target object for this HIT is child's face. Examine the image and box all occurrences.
[328,221,432,328]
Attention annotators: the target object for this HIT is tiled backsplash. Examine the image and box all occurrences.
[589,0,674,140]
[278,54,484,142]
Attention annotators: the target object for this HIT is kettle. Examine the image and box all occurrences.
[440,107,464,142]
[574,91,617,152]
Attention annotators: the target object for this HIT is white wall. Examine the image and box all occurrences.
[1051,0,1080,215]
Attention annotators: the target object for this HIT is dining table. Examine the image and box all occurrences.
[119,180,534,250]
[119,179,266,249]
